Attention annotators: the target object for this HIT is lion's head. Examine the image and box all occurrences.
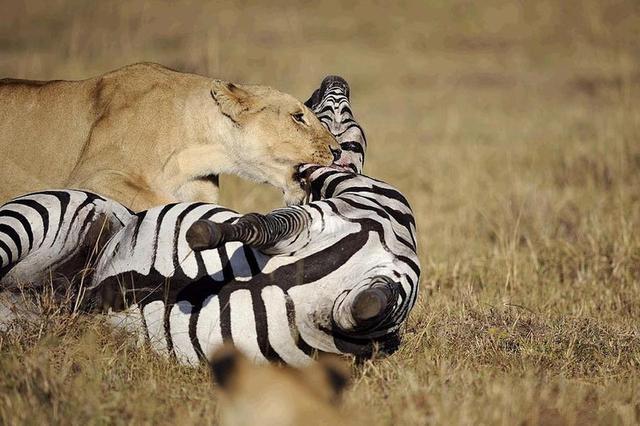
[210,80,341,205]
[210,345,352,426]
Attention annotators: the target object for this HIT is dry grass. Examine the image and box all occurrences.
[1,0,640,424]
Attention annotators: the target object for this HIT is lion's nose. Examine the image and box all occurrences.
[331,147,342,162]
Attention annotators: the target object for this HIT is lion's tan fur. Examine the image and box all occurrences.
[210,346,354,426]
[0,63,339,210]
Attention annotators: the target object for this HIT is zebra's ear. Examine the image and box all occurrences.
[304,88,321,109]
[210,80,251,122]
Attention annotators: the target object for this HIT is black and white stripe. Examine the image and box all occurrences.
[305,76,367,173]
[0,190,132,289]
[86,164,419,367]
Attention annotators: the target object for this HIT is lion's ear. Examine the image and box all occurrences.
[210,80,251,122]
[317,354,350,399]
[210,344,246,390]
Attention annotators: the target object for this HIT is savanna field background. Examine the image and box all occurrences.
[1,0,639,424]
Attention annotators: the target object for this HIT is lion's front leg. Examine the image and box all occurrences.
[67,170,172,211]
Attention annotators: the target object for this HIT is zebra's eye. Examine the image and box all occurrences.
[292,112,307,125]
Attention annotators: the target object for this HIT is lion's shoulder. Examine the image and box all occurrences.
[90,62,202,107]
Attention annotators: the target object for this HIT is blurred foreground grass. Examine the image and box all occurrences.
[1,0,639,424]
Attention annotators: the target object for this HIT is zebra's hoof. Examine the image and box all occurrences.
[186,220,223,251]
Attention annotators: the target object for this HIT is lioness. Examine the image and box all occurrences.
[0,63,340,210]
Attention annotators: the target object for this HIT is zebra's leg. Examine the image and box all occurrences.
[185,208,312,253]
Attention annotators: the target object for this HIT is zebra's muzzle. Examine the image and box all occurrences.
[304,75,351,110]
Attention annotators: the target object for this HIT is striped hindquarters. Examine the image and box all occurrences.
[0,190,132,285]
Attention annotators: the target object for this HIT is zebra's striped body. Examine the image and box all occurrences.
[88,165,419,366]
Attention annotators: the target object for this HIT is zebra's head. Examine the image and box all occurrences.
[187,166,419,359]
[305,76,367,173]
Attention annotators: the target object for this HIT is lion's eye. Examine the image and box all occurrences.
[292,112,306,124]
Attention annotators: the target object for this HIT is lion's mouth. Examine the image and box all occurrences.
[333,157,358,173]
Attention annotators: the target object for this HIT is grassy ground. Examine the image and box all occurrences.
[1,0,639,424]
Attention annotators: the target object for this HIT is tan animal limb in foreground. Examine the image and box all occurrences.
[210,345,355,426]
[0,63,340,210]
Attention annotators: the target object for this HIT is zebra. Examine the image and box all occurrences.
[84,168,419,366]
[82,77,419,366]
